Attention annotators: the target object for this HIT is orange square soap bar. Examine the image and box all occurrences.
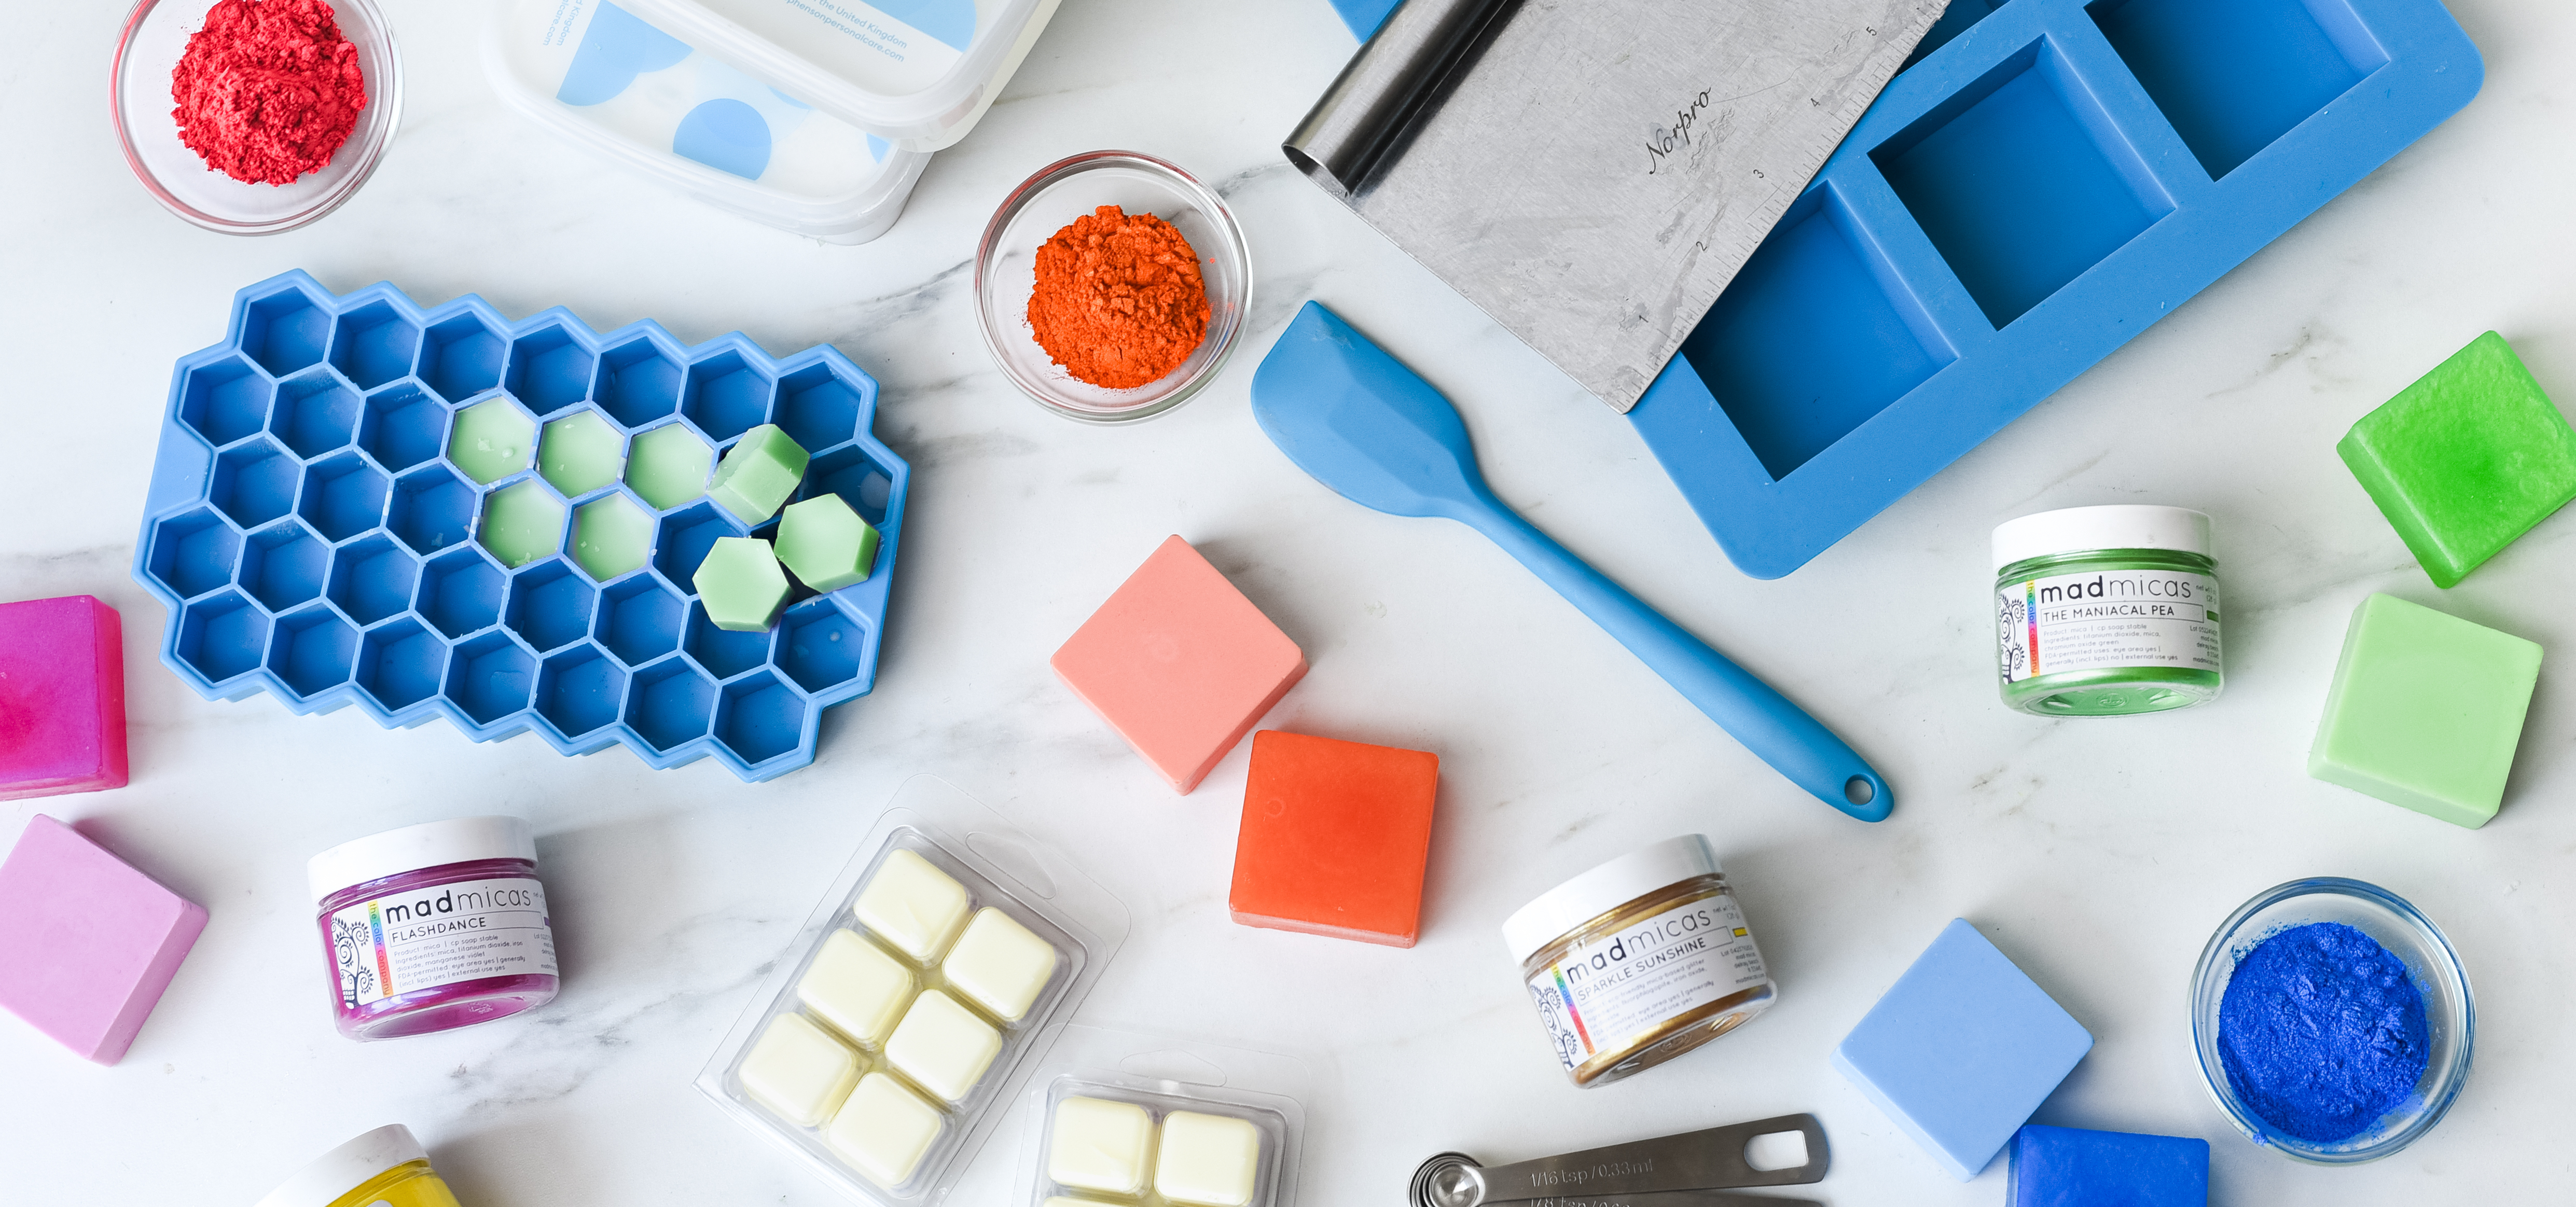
[1052,536,1307,793]
[1229,731,1438,947]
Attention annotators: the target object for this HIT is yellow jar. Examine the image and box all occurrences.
[1502,835,1776,1088]
[257,1125,463,1207]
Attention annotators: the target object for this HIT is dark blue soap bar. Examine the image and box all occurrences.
[2008,1125,2209,1207]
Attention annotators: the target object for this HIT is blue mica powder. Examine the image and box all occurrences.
[2218,922,2430,1142]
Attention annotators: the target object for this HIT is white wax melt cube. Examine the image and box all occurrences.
[854,848,973,962]
[739,1011,862,1127]
[1046,1095,1156,1197]
[825,1071,945,1188]
[943,907,1059,1023]
[799,928,916,1048]
[1156,1111,1263,1207]
[884,989,1002,1103]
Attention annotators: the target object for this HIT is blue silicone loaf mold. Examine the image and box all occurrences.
[1626,0,2483,577]
[132,270,910,782]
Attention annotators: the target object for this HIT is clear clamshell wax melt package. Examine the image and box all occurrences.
[699,776,1128,1204]
[484,0,933,243]
[1013,1025,1309,1207]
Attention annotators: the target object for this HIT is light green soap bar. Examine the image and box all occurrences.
[708,424,811,524]
[2338,331,2576,588]
[776,495,881,592]
[695,536,790,632]
[2308,593,2542,828]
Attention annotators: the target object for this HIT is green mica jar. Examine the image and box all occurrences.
[1992,505,2223,716]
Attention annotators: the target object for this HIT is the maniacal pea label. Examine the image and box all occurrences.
[1997,570,2221,685]
[1524,895,1767,1072]
[328,877,557,1007]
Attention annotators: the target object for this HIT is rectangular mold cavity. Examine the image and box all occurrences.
[1679,185,1957,480]
[2090,0,2389,178]
[1872,38,2176,327]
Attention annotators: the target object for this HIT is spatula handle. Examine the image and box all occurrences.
[1464,506,1891,821]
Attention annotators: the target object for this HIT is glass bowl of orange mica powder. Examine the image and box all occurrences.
[976,150,1252,423]
[113,0,403,235]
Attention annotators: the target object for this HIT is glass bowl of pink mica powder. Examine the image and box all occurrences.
[2190,877,2474,1164]
[112,0,403,234]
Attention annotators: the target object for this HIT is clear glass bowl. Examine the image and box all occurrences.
[975,150,1252,424]
[113,0,404,235]
[2190,877,2474,1163]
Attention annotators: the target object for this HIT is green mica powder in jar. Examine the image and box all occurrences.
[1992,505,2222,716]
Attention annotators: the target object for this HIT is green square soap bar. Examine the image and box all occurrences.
[2338,332,2576,588]
[2308,594,2542,828]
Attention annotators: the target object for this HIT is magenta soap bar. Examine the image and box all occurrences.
[0,595,129,800]
[0,816,207,1063]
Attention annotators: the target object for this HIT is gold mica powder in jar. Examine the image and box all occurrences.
[255,1124,463,1207]
[1501,835,1775,1088]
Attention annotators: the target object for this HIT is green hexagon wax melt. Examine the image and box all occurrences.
[775,495,881,592]
[708,424,810,525]
[694,536,791,632]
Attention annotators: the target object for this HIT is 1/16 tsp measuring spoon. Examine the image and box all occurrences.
[1409,1114,1830,1207]
[1250,302,1891,821]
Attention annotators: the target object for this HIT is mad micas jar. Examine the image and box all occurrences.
[309,816,559,1040]
[1501,835,1774,1088]
[1992,505,2222,717]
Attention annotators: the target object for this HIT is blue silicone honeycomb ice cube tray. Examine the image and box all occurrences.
[1625,0,2483,578]
[131,270,910,783]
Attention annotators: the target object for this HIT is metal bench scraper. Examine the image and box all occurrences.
[1286,0,1951,412]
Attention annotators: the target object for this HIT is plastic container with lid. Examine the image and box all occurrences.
[1501,835,1776,1088]
[256,1125,461,1207]
[1991,505,2223,717]
[308,816,559,1041]
[617,0,1063,150]
[484,0,931,243]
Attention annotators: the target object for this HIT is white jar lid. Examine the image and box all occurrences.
[255,1124,428,1207]
[1501,835,1722,966]
[1992,505,2213,571]
[308,816,537,904]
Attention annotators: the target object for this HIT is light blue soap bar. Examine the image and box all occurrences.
[1832,919,2093,1180]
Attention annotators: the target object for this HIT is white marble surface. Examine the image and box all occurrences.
[5,1,2575,1204]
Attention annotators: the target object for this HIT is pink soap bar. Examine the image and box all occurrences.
[0,595,129,801]
[0,816,206,1064]
[1051,536,1308,793]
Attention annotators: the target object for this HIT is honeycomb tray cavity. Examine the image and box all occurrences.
[1629,0,2481,578]
[132,270,911,782]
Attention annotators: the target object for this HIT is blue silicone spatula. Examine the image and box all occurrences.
[1250,302,1892,822]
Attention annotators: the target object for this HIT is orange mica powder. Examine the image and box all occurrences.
[1027,205,1210,390]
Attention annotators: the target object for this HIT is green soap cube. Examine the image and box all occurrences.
[707,425,811,524]
[774,495,881,592]
[2308,593,2541,828]
[2337,331,2576,588]
[693,536,791,632]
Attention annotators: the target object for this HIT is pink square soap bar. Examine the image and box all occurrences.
[1052,536,1307,793]
[0,595,129,800]
[0,816,206,1063]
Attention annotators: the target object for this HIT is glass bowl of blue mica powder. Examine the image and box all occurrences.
[2190,878,2473,1163]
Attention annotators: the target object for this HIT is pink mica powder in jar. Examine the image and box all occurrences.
[308,816,559,1040]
